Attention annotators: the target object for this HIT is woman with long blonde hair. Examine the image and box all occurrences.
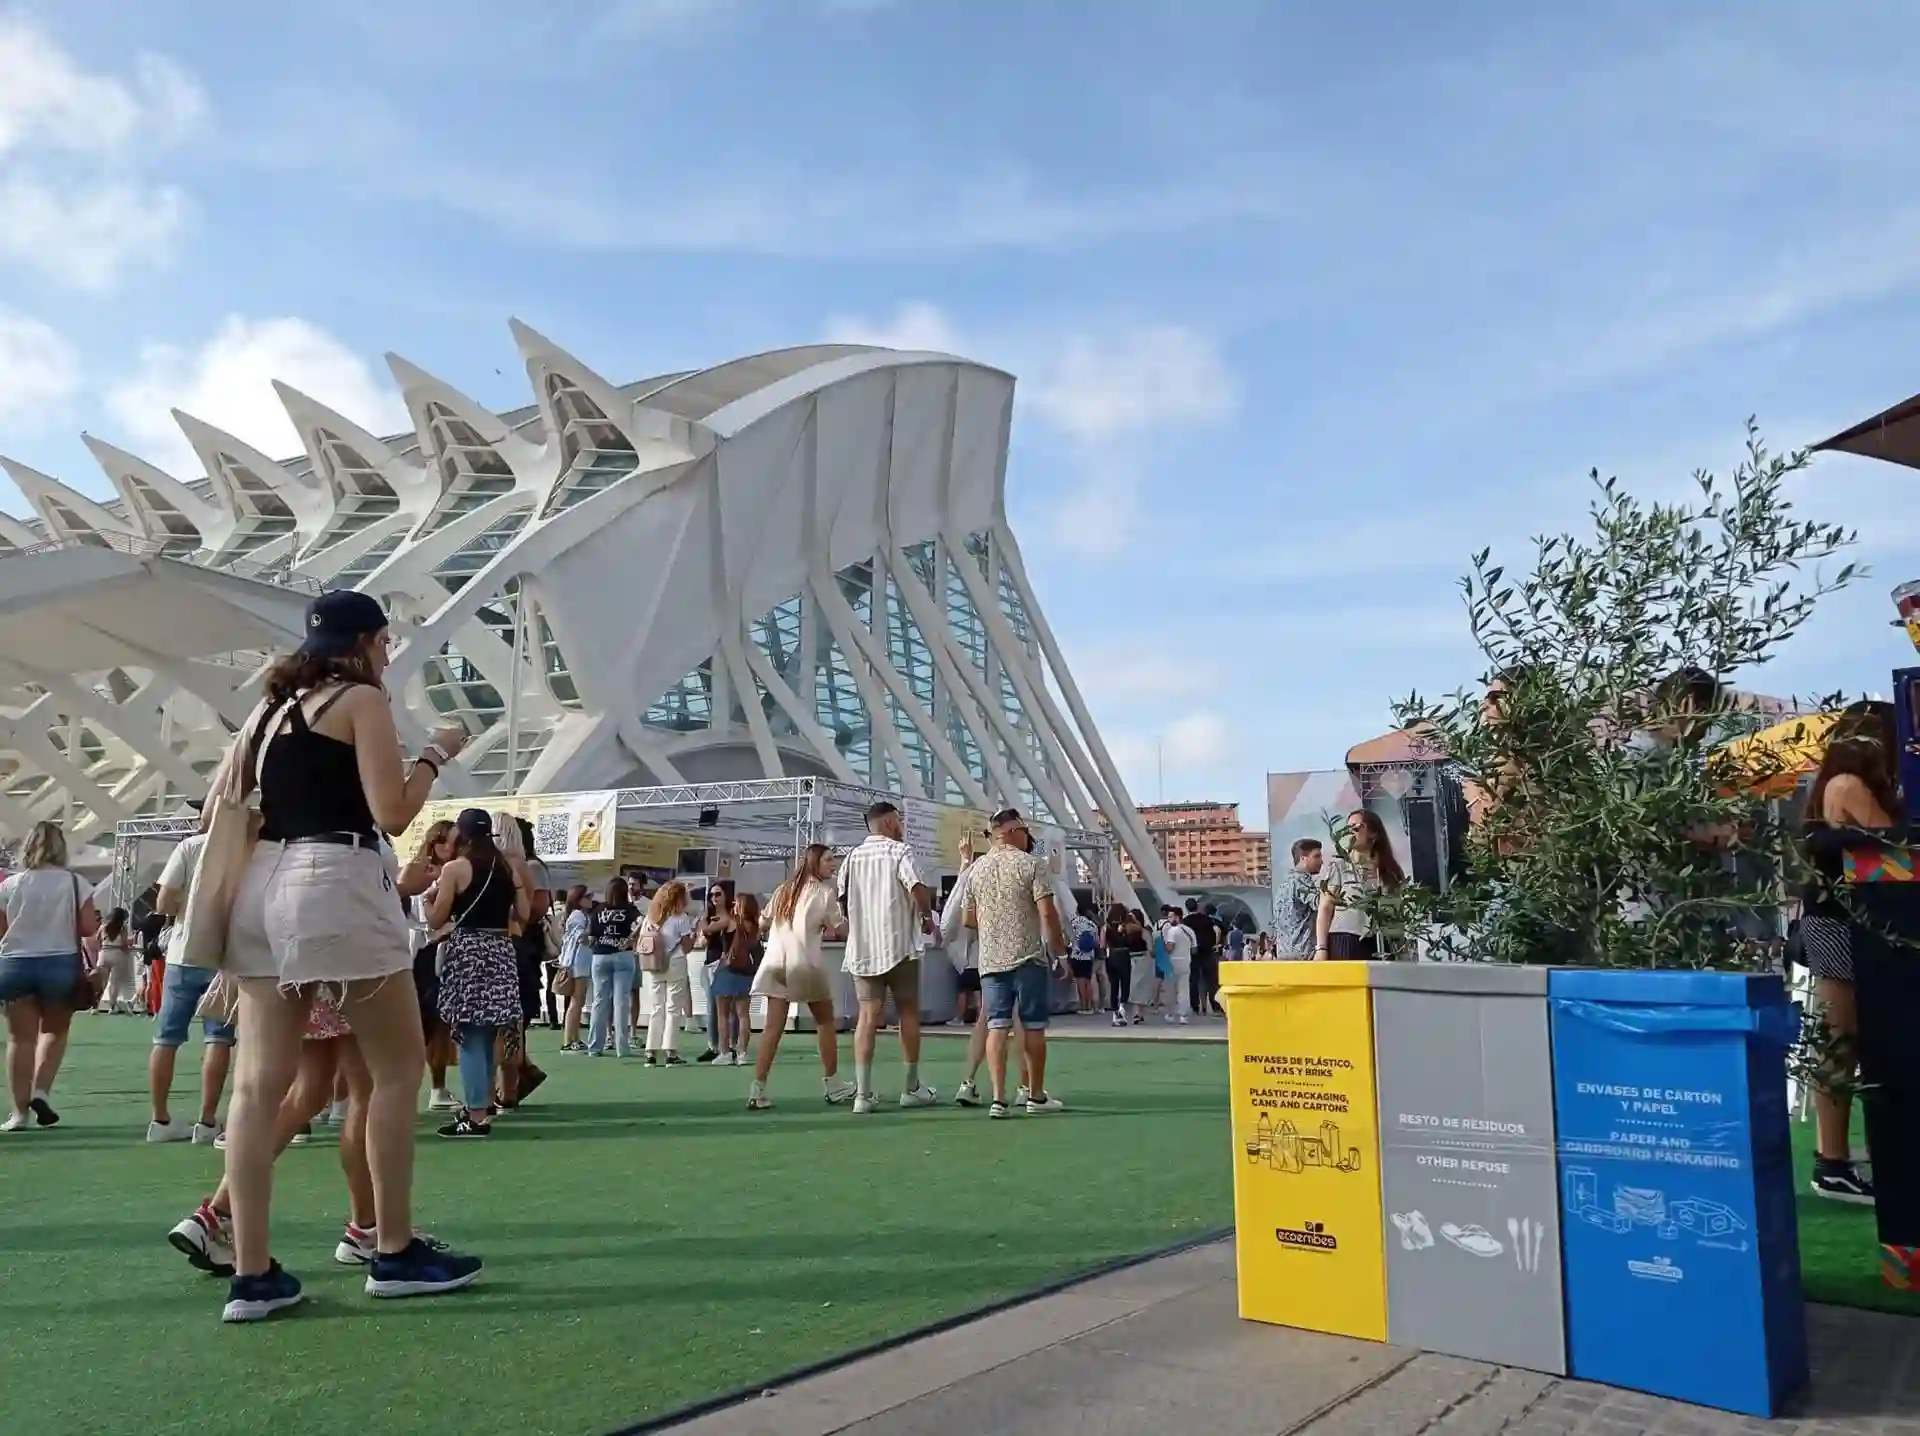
[638,881,697,1065]
[0,819,99,1130]
[748,845,854,1110]
[399,819,457,1110]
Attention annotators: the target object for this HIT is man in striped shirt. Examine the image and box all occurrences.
[836,801,938,1114]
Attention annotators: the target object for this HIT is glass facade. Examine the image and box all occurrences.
[633,528,1069,808]
[421,642,503,732]
[539,375,640,518]
[330,530,405,587]
[645,660,713,732]
[125,476,201,556]
[417,403,517,536]
[431,508,530,594]
[304,432,401,559]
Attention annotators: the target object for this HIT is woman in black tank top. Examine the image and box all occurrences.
[202,590,482,1324]
[423,809,530,1138]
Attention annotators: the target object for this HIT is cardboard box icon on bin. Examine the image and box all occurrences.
[1221,960,1387,1343]
[1549,969,1807,1418]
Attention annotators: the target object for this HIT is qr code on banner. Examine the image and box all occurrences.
[533,812,570,858]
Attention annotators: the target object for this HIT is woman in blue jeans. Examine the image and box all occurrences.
[426,810,530,1139]
[586,877,640,1057]
[0,820,100,1131]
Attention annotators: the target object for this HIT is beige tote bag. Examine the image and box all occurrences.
[176,697,279,970]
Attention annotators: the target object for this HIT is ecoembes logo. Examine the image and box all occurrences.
[1275,1220,1337,1252]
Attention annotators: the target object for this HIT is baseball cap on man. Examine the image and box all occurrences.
[299,590,389,660]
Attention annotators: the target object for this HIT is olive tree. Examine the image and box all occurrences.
[1357,423,1858,971]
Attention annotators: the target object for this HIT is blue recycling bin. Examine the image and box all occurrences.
[1548,970,1806,1417]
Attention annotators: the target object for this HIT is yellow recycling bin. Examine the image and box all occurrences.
[1220,960,1387,1342]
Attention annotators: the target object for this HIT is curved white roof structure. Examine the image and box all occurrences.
[0,322,1176,899]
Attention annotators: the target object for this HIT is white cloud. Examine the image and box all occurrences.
[0,19,203,156]
[104,317,408,475]
[0,312,80,424]
[1071,645,1215,708]
[827,303,1236,556]
[1106,710,1242,805]
[1028,327,1238,445]
[0,175,188,291]
[1164,711,1235,765]
[1107,711,1237,770]
[826,302,965,356]
[0,15,204,290]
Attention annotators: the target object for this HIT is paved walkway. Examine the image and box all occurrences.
[651,1238,1919,1436]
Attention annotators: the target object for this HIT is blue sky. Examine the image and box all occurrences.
[2,0,1917,826]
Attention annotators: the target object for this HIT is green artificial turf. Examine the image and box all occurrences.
[1789,1106,1920,1318]
[0,1019,1232,1436]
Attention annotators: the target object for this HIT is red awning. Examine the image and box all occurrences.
[1811,390,1920,471]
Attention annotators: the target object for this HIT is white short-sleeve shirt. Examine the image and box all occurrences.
[0,866,84,958]
[158,833,208,964]
[836,834,923,978]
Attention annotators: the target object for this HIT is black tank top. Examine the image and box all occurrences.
[452,858,515,931]
[258,687,378,841]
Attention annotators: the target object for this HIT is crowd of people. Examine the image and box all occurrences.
[0,592,1125,1323]
[5,587,1892,1331]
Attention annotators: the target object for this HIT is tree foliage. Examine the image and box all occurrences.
[1359,423,1859,969]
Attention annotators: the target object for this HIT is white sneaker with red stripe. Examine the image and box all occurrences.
[168,1200,235,1277]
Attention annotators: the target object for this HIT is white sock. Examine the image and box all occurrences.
[31,1089,48,1103]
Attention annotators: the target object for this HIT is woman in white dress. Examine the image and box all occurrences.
[747,844,855,1110]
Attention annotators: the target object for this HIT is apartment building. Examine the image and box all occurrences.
[1116,801,1272,886]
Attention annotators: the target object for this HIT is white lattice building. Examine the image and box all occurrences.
[0,324,1177,897]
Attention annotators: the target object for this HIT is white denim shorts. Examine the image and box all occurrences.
[226,839,413,989]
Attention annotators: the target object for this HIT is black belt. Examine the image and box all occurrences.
[283,831,382,850]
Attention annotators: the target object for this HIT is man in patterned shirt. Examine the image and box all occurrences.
[964,807,1067,1117]
[836,801,938,1114]
[1276,838,1324,958]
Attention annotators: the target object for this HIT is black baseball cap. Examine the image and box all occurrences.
[300,590,389,660]
[455,808,493,840]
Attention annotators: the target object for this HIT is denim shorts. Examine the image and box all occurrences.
[0,953,80,1006]
[981,960,1051,1031]
[153,962,237,1049]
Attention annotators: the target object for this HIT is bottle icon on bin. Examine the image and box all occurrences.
[1244,1113,1362,1175]
[1247,1112,1274,1165]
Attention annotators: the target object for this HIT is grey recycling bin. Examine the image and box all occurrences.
[1373,962,1566,1375]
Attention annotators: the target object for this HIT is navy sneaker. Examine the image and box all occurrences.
[222,1262,303,1323]
[29,1096,59,1128]
[1812,1160,1876,1206]
[365,1237,482,1299]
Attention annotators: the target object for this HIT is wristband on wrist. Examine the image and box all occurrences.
[415,755,440,778]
